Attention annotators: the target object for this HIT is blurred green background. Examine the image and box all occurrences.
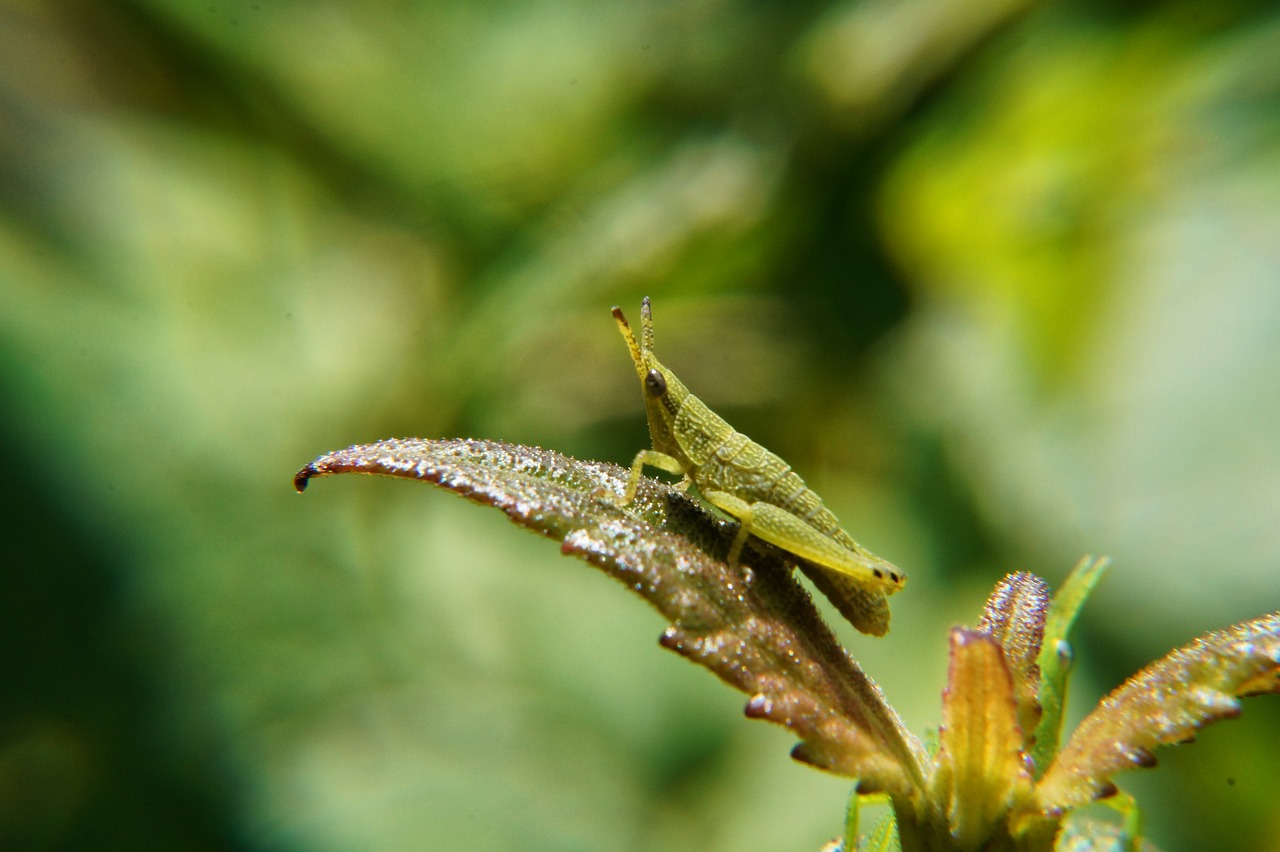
[2,1,1278,850]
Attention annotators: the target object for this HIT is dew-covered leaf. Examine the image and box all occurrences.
[1036,612,1280,815]
[294,438,926,794]
[1032,556,1110,776]
[978,572,1049,750]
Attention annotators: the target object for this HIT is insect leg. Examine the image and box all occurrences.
[703,491,904,594]
[698,491,755,566]
[704,490,897,634]
[619,449,687,504]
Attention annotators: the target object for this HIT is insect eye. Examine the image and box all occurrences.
[644,369,667,397]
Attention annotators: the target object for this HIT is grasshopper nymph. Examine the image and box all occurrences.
[611,297,905,636]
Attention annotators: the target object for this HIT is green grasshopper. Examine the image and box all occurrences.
[611,297,905,636]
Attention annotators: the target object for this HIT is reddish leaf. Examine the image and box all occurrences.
[295,438,926,793]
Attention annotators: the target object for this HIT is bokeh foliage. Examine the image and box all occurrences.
[1,1,1278,850]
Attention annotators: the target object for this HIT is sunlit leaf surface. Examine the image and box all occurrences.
[295,437,927,794]
[1036,613,1280,814]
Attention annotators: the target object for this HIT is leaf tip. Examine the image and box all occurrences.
[293,465,315,492]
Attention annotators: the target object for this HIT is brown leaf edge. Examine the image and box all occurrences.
[294,437,928,795]
[1035,611,1280,815]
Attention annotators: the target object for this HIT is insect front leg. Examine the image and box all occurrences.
[618,449,687,504]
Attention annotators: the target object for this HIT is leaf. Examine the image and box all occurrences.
[1035,612,1280,815]
[1031,556,1110,776]
[978,572,1049,750]
[294,438,927,794]
[930,628,1035,850]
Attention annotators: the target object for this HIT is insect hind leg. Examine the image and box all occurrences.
[703,490,903,594]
